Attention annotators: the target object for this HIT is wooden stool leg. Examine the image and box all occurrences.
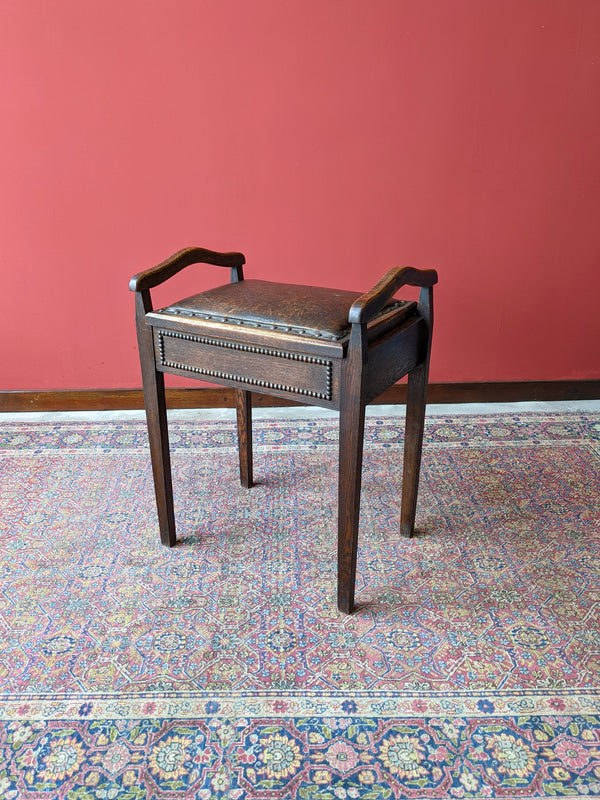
[400,361,428,537]
[140,362,177,547]
[337,325,367,614]
[135,293,176,547]
[235,389,253,488]
[338,392,366,614]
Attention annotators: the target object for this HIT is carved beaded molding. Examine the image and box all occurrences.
[157,329,333,401]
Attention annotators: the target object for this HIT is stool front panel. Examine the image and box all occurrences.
[153,327,341,405]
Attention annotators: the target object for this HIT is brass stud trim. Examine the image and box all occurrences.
[157,299,405,341]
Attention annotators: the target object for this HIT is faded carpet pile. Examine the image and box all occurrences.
[1,411,599,799]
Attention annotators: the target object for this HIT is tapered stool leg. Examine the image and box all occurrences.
[235,389,253,488]
[337,325,367,614]
[135,292,176,547]
[338,399,366,614]
[400,361,428,537]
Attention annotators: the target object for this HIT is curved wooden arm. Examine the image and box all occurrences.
[348,266,438,324]
[129,247,246,292]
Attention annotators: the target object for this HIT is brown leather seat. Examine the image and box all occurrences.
[130,247,437,613]
[155,280,416,342]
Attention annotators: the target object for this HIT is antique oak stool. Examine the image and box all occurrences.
[129,247,437,613]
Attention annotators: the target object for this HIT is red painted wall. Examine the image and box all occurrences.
[2,0,599,391]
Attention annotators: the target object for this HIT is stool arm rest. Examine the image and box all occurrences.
[348,266,438,324]
[129,247,246,292]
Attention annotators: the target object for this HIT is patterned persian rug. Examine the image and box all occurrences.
[0,411,599,799]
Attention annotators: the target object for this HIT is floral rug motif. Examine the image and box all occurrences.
[0,412,599,798]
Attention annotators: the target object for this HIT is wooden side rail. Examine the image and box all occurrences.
[129,247,246,293]
[349,266,438,324]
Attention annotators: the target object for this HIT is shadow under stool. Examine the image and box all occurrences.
[129,247,437,613]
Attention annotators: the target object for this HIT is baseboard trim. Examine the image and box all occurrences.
[1,381,599,413]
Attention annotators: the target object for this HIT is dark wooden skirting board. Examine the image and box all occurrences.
[1,381,599,412]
